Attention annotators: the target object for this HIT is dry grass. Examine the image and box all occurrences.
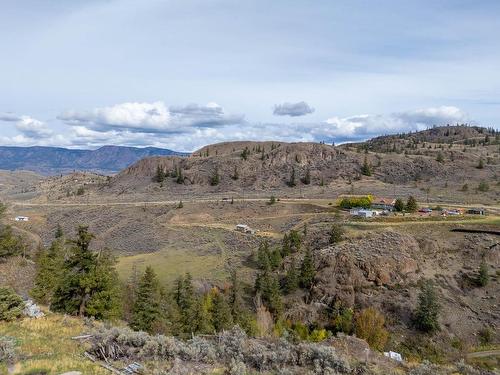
[0,314,108,374]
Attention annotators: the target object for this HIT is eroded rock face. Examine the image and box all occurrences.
[311,231,420,308]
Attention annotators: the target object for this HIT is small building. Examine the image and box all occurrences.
[15,216,29,222]
[371,198,396,211]
[350,209,374,218]
[467,208,486,215]
[384,351,403,362]
[235,224,255,234]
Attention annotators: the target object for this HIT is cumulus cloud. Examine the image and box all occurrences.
[0,112,53,139]
[58,101,245,133]
[273,101,315,117]
[324,106,468,140]
[0,105,473,151]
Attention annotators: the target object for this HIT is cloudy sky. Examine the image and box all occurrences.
[1,0,499,151]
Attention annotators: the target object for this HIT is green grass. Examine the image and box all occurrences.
[117,248,227,286]
[0,314,108,374]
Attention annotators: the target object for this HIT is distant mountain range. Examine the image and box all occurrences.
[0,145,188,175]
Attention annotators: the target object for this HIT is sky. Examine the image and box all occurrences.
[1,0,499,151]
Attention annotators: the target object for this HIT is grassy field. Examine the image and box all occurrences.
[0,314,108,374]
[116,247,228,286]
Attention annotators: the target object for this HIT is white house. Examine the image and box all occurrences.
[350,209,374,218]
[235,224,255,234]
[15,216,29,222]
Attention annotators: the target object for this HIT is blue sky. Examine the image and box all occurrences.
[1,0,499,151]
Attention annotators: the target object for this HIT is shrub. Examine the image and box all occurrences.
[0,287,24,322]
[478,328,492,346]
[338,195,372,209]
[477,180,489,192]
[354,307,389,351]
[477,261,489,287]
[0,336,16,363]
[328,224,344,245]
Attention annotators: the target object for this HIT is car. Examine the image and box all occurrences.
[419,208,432,213]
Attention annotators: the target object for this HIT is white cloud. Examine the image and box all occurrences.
[0,105,474,151]
[324,106,468,139]
[0,112,53,139]
[273,101,315,117]
[58,101,245,133]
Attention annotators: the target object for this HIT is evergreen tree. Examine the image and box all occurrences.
[154,165,166,183]
[361,156,372,176]
[394,198,405,212]
[240,147,250,160]
[414,280,440,333]
[301,168,311,185]
[258,272,283,317]
[131,266,164,333]
[229,270,244,319]
[51,226,121,320]
[210,168,220,186]
[300,249,315,289]
[55,224,64,239]
[0,287,24,322]
[329,224,344,244]
[212,291,234,331]
[477,158,484,169]
[287,167,296,187]
[31,240,65,305]
[257,241,271,270]
[176,167,184,184]
[269,248,282,270]
[0,225,23,259]
[174,273,197,334]
[192,292,214,334]
[284,260,299,293]
[436,151,444,163]
[405,196,418,212]
[477,261,489,287]
[231,165,239,180]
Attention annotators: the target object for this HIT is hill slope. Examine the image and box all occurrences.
[0,145,188,175]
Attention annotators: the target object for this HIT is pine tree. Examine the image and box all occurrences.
[436,151,444,163]
[414,280,440,333]
[406,196,418,212]
[131,267,163,333]
[478,261,489,287]
[269,248,282,270]
[231,165,239,180]
[0,225,23,259]
[210,168,220,186]
[301,168,311,185]
[31,240,65,305]
[0,287,24,322]
[287,167,296,187]
[229,270,244,319]
[55,224,64,239]
[212,291,234,331]
[192,292,214,334]
[300,249,315,289]
[176,167,184,184]
[174,273,197,334]
[361,156,372,176]
[284,260,299,293]
[154,165,166,183]
[51,226,121,320]
[394,198,405,212]
[329,224,344,244]
[477,158,484,169]
[257,241,271,270]
[240,147,250,160]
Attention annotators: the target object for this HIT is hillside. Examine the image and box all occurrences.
[0,145,188,175]
[90,126,499,204]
